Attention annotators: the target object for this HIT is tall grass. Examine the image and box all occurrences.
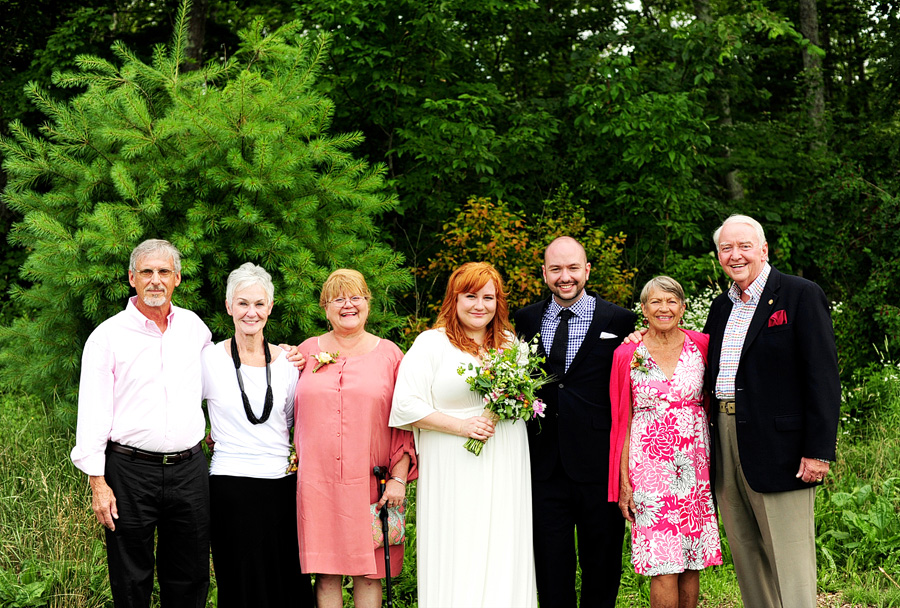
[0,394,111,607]
[815,358,900,605]
[0,394,220,608]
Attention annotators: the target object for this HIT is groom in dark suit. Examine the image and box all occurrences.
[704,215,840,608]
[513,236,637,608]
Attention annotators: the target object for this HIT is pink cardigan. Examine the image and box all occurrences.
[607,329,709,502]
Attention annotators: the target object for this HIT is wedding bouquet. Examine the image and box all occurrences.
[456,335,552,456]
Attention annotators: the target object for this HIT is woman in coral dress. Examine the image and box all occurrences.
[609,276,722,608]
[294,269,417,608]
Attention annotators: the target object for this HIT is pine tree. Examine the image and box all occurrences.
[0,2,410,408]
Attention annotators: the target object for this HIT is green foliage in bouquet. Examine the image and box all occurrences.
[457,336,552,456]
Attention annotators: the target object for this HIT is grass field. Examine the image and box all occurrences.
[1,356,898,607]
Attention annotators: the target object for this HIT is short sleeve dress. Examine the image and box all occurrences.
[610,330,723,576]
[294,337,417,579]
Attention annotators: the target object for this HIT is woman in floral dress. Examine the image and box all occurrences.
[609,276,722,608]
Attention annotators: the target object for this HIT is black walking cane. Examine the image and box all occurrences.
[373,466,394,608]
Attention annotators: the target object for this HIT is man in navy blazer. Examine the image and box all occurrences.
[514,236,637,608]
[703,215,840,608]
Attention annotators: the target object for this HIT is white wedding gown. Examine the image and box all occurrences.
[390,329,538,608]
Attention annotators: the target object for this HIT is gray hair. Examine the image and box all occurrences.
[130,239,182,273]
[712,215,767,252]
[226,263,274,305]
[639,275,686,306]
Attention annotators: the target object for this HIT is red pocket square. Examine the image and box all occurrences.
[768,310,787,327]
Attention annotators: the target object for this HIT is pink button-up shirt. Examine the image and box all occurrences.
[70,297,212,476]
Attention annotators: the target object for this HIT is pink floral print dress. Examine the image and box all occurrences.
[627,335,723,576]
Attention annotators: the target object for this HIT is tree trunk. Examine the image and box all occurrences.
[799,0,826,151]
[693,0,744,200]
[183,0,208,71]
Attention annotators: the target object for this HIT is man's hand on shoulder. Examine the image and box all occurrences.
[89,475,118,530]
[280,344,306,371]
[621,327,647,345]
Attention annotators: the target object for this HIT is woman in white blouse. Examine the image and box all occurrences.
[202,263,313,608]
[390,262,537,608]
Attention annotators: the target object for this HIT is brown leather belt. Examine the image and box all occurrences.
[718,399,736,415]
[107,441,202,465]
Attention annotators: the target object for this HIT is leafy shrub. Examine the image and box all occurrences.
[839,340,900,422]
[817,353,900,576]
[817,480,900,574]
[420,188,636,320]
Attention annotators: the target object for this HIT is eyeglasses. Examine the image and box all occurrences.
[135,268,175,279]
[328,296,367,306]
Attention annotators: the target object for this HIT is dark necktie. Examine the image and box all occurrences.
[549,309,574,374]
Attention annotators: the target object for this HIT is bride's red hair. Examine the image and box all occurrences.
[434,262,513,357]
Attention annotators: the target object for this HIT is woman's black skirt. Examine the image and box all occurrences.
[210,474,314,608]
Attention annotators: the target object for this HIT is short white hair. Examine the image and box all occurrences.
[130,239,182,273]
[225,263,274,305]
[712,214,767,251]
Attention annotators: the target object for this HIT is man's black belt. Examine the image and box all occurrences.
[107,441,202,465]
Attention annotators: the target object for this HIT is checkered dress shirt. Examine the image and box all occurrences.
[714,263,772,399]
[541,292,595,374]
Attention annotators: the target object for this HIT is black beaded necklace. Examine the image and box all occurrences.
[230,336,274,425]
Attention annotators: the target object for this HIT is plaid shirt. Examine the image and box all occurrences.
[540,292,595,374]
[715,263,772,399]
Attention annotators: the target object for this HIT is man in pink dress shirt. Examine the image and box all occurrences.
[71,239,213,608]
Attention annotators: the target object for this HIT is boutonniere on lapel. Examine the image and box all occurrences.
[631,351,649,374]
[768,310,787,327]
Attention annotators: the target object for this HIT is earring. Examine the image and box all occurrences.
[642,317,649,327]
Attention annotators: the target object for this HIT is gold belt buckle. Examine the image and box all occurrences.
[719,400,736,414]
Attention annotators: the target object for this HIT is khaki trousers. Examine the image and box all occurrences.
[715,414,817,608]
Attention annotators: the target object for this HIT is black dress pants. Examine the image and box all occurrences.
[532,460,625,608]
[103,448,210,608]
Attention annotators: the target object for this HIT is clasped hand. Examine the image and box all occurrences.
[458,416,495,441]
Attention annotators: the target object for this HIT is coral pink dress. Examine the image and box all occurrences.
[294,338,417,578]
[609,330,722,576]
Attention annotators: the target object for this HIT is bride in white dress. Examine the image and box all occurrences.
[390,262,538,608]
